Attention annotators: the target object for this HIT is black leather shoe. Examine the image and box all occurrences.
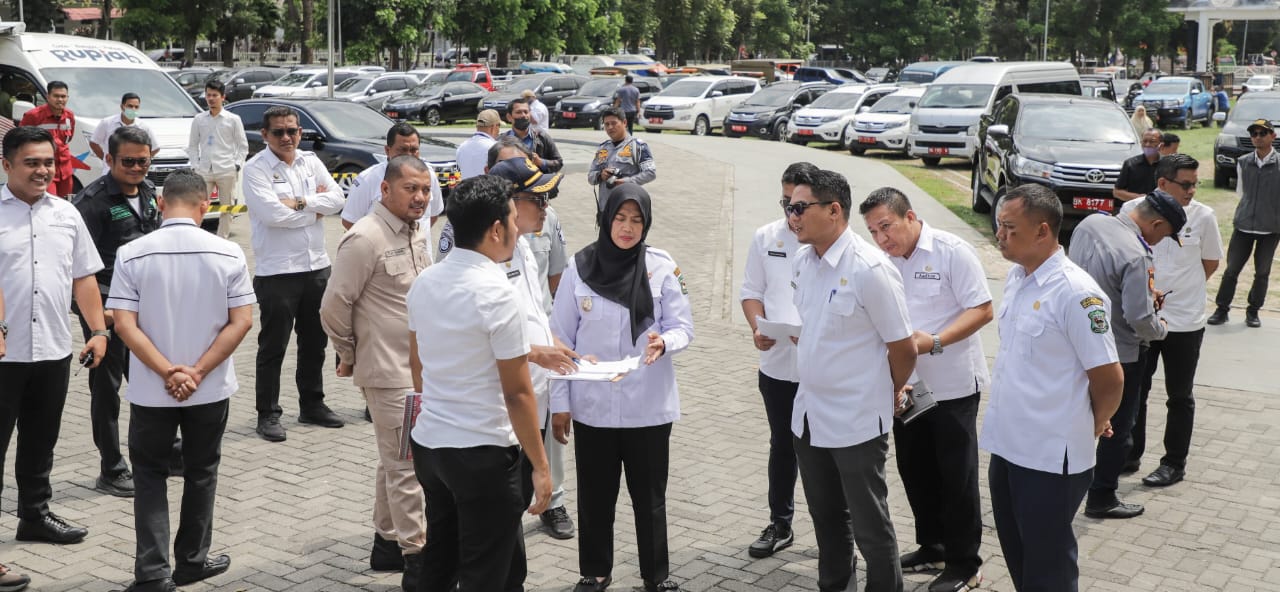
[1207,308,1229,325]
[0,561,31,592]
[111,578,177,592]
[256,416,287,442]
[747,522,793,558]
[1084,500,1145,519]
[573,576,611,592]
[1120,459,1141,475]
[1142,464,1186,487]
[401,552,422,592]
[929,566,983,592]
[15,512,87,544]
[899,545,945,572]
[540,506,575,540]
[370,533,405,571]
[96,471,135,498]
[299,404,345,428]
[1247,309,1262,328]
[172,554,230,585]
[644,580,680,592]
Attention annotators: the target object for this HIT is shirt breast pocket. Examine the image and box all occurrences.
[383,254,413,277]
[1015,316,1045,358]
[824,290,860,332]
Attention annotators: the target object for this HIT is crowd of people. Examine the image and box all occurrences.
[0,72,1271,592]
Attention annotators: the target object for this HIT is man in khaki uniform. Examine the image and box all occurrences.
[319,155,433,591]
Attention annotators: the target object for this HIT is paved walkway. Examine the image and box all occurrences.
[3,129,1277,591]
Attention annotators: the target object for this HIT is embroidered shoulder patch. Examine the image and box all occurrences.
[1080,296,1104,309]
[1088,309,1109,334]
[674,266,688,295]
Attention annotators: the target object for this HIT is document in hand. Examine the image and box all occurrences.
[899,379,938,424]
[549,356,642,382]
[754,316,802,341]
[399,392,422,460]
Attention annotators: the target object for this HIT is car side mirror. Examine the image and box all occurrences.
[301,128,324,142]
[988,124,1010,138]
[11,100,34,123]
[233,78,246,84]
[908,101,917,109]
[308,80,323,88]
[858,105,871,114]
[367,88,377,95]
[1213,111,1227,122]
[711,90,724,98]
[542,86,553,93]
[1192,88,1201,95]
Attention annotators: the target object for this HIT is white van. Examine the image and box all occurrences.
[252,68,362,98]
[908,61,1080,165]
[641,76,761,136]
[555,55,616,76]
[785,83,899,145]
[0,22,199,193]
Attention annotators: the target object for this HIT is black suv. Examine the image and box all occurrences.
[972,94,1141,235]
[723,81,833,140]
[555,77,661,129]
[193,67,287,107]
[383,81,490,126]
[1212,91,1280,188]
[481,73,590,113]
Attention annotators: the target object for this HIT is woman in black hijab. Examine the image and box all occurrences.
[549,184,694,592]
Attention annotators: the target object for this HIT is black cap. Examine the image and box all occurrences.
[487,156,563,194]
[1248,118,1275,134]
[1144,189,1186,245]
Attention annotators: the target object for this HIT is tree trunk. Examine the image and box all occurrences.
[389,45,401,71]
[99,0,112,39]
[184,34,198,68]
[301,0,315,64]
[222,39,236,67]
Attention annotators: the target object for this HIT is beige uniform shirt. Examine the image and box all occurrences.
[320,203,430,389]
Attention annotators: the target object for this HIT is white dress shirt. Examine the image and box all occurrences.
[523,206,569,316]
[739,217,801,383]
[186,109,249,177]
[455,132,496,180]
[506,236,555,418]
[340,160,444,228]
[791,228,913,448]
[408,248,529,448]
[106,219,257,406]
[888,222,991,401]
[980,249,1120,474]
[549,247,694,428]
[1120,199,1224,331]
[530,100,550,135]
[241,148,346,276]
[0,186,104,363]
[91,113,156,175]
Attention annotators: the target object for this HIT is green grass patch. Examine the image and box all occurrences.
[889,161,994,241]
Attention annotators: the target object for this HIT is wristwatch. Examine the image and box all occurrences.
[0,320,8,338]
[929,334,943,355]
[91,329,111,340]
[294,197,307,212]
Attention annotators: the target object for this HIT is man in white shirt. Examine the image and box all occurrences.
[90,92,157,176]
[456,109,502,180]
[241,105,346,442]
[739,161,817,560]
[521,90,550,136]
[186,80,249,238]
[340,122,444,233]
[789,169,916,592]
[860,187,991,592]
[0,126,110,552]
[406,174,551,591]
[1122,155,1223,488]
[982,183,1123,592]
[106,169,255,592]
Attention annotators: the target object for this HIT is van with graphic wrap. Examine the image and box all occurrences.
[0,22,199,195]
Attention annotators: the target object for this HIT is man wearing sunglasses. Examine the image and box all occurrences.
[1208,118,1280,328]
[71,125,164,499]
[242,105,346,443]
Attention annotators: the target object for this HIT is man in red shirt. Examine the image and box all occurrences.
[20,81,76,197]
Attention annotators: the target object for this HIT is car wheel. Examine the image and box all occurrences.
[989,184,1007,235]
[773,118,788,141]
[336,165,363,197]
[971,158,992,214]
[693,115,710,136]
[593,117,603,131]
[1215,166,1232,188]
[850,145,866,156]
[922,156,942,167]
[424,107,442,126]
[1182,110,1192,130]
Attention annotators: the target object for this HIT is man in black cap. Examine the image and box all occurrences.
[1068,191,1186,520]
[1208,118,1280,328]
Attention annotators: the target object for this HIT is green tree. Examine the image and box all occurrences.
[986,0,1033,60]
[9,0,64,33]
[208,0,280,67]
[618,0,655,54]
[119,0,223,65]
[560,0,619,54]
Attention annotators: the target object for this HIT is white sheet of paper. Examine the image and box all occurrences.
[548,356,642,382]
[755,316,802,341]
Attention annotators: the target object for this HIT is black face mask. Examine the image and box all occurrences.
[513,117,531,131]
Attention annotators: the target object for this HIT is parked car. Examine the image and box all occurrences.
[846,86,926,155]
[521,61,575,74]
[1080,74,1117,102]
[447,64,496,91]
[490,67,536,90]
[164,67,215,92]
[794,66,867,85]
[1242,74,1277,94]
[554,77,661,129]
[195,67,287,106]
[972,93,1140,235]
[225,98,461,197]
[1212,91,1280,188]
[481,73,590,113]
[252,68,362,98]
[641,76,761,135]
[896,61,968,84]
[1131,76,1215,129]
[786,84,899,145]
[407,68,450,82]
[383,81,489,126]
[723,81,833,140]
[865,67,897,83]
[332,73,419,110]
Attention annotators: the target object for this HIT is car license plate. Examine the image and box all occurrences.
[386,111,399,119]
[928,146,950,155]
[648,117,663,124]
[1073,197,1114,212]
[563,111,577,119]
[858,136,876,144]
[731,125,747,132]
[798,129,814,136]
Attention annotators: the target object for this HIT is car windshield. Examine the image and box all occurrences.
[658,80,711,98]
[306,102,396,141]
[1144,81,1189,95]
[275,72,315,87]
[918,84,993,109]
[579,79,622,97]
[1228,99,1280,123]
[505,77,548,92]
[424,72,448,85]
[446,71,475,82]
[743,87,794,107]
[898,70,936,84]
[1019,104,1135,143]
[870,94,917,114]
[41,67,199,118]
[337,78,372,92]
[1247,76,1273,86]
[403,82,444,98]
[810,92,863,109]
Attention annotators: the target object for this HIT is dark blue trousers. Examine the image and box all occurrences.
[988,454,1091,592]
[757,371,798,526]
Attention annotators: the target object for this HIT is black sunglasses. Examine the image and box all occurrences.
[119,157,150,168]
[1250,129,1273,137]
[514,194,550,208]
[269,127,302,138]
[1169,179,1198,190]
[784,200,834,217]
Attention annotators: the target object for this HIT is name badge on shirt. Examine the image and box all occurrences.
[507,269,521,280]
[767,250,787,258]
[914,271,941,280]
[385,247,409,258]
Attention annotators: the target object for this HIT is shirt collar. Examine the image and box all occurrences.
[449,248,499,269]
[372,202,413,236]
[913,221,936,254]
[818,227,855,269]
[263,147,302,170]
[1027,247,1067,287]
[0,184,51,206]
[1257,149,1280,166]
[1115,211,1151,253]
[160,218,197,228]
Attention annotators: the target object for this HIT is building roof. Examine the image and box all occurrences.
[62,7,124,22]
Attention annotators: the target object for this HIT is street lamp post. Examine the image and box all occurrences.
[1043,0,1050,61]
[327,0,334,97]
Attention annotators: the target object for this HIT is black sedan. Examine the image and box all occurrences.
[481,73,590,113]
[723,81,833,140]
[555,77,661,129]
[383,81,489,126]
[225,98,461,196]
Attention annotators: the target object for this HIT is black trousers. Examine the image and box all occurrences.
[893,392,982,572]
[412,441,525,592]
[1131,329,1204,470]
[574,421,672,585]
[758,372,799,526]
[988,454,1091,592]
[623,111,637,135]
[1214,229,1280,312]
[0,356,71,520]
[253,268,330,418]
[75,310,130,478]
[130,400,229,584]
[1088,348,1146,507]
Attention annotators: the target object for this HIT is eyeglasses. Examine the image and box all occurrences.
[783,200,834,217]
[269,127,302,138]
[514,194,549,208]
[118,157,150,168]
[1250,130,1274,137]
[1169,179,1198,190]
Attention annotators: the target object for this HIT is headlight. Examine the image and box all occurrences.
[1215,134,1230,149]
[581,101,601,112]
[1164,99,1183,108]
[671,104,693,111]
[819,115,838,124]
[734,112,757,121]
[883,120,906,130]
[1010,155,1053,180]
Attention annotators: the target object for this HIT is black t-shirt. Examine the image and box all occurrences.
[1114,154,1159,195]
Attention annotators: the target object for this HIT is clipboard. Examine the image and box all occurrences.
[898,379,938,424]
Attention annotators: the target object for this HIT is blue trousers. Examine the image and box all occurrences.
[989,454,1091,592]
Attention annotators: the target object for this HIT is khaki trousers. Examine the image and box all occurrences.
[200,170,241,238]
[364,387,426,554]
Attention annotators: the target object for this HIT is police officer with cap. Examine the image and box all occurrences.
[588,107,655,210]
[1068,190,1186,520]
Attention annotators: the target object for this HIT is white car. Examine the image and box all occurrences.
[786,84,899,145]
[252,68,362,98]
[845,86,926,155]
[640,76,761,135]
[408,68,451,82]
[1244,75,1276,94]
[332,73,419,109]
